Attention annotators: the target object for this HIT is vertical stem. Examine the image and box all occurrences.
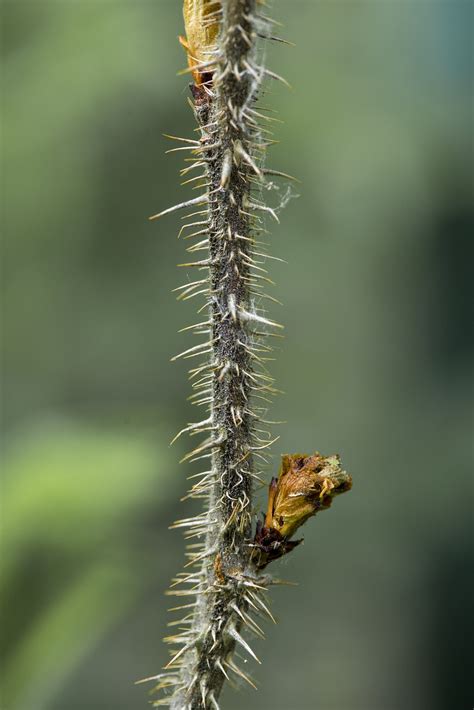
[149,4,353,707]
[209,0,257,577]
[161,2,274,708]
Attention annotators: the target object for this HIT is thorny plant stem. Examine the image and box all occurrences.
[151,2,287,708]
[145,1,353,707]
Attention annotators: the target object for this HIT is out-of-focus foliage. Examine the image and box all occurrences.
[1,1,472,709]
[1,422,169,710]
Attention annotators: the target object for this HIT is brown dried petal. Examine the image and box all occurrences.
[270,453,352,539]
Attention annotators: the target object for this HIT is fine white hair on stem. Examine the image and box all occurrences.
[146,2,292,708]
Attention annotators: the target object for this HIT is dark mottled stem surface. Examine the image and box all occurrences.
[169,2,262,708]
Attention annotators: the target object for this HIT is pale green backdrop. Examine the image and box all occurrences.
[2,1,472,709]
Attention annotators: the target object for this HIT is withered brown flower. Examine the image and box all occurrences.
[179,1,221,86]
[252,453,352,569]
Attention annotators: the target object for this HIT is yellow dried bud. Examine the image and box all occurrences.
[253,452,352,568]
[268,453,352,538]
[180,1,221,85]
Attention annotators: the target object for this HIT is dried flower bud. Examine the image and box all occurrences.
[179,1,221,85]
[253,452,352,569]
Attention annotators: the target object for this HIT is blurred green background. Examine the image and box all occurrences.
[2,1,472,709]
